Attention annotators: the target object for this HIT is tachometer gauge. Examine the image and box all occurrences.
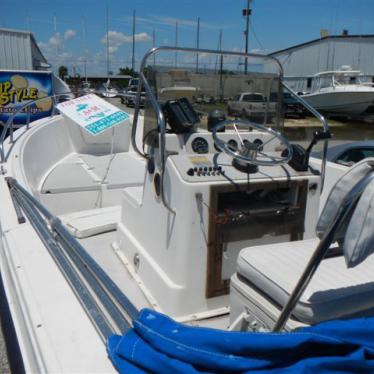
[191,137,209,154]
[253,138,264,151]
[228,139,238,152]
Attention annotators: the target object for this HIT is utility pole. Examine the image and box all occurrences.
[243,0,252,74]
[152,29,156,65]
[218,29,224,100]
[132,9,136,72]
[82,18,87,81]
[196,17,200,73]
[106,6,110,77]
[175,21,178,67]
[53,13,58,57]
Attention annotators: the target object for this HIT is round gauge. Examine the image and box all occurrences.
[253,138,264,151]
[228,139,238,152]
[191,137,209,154]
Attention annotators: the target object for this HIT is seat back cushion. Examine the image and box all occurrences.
[344,178,374,268]
[316,158,374,240]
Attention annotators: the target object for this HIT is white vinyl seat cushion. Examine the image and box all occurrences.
[59,206,121,238]
[236,239,374,324]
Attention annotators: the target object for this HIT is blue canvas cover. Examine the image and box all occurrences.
[107,308,374,373]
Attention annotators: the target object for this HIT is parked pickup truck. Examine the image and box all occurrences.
[227,92,276,121]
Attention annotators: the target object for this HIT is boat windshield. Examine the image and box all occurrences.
[333,73,360,86]
[312,72,362,91]
[141,48,286,141]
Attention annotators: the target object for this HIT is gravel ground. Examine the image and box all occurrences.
[0,324,10,373]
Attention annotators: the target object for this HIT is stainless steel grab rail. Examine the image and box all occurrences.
[0,92,73,163]
[131,46,284,214]
[282,82,330,191]
[273,171,374,332]
[6,177,138,339]
[9,186,115,341]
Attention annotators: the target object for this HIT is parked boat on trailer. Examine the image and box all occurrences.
[301,66,374,119]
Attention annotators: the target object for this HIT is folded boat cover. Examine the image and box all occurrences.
[107,308,374,373]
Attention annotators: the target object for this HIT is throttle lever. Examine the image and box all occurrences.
[306,130,332,154]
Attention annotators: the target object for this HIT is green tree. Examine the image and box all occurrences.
[118,67,135,76]
[58,66,68,80]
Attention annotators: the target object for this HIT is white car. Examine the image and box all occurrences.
[227,92,276,121]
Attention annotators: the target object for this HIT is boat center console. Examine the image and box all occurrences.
[116,51,324,319]
[116,96,321,318]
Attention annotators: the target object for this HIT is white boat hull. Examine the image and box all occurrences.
[303,90,374,117]
[101,91,118,98]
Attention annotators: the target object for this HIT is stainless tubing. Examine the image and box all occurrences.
[131,46,284,214]
[8,177,138,322]
[0,92,73,163]
[12,189,114,341]
[273,171,374,331]
[282,82,330,192]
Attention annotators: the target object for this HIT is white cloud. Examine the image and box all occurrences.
[38,30,77,72]
[108,45,119,54]
[64,29,76,41]
[100,30,151,54]
[48,32,63,48]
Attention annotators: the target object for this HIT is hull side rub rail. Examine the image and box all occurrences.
[7,177,138,322]
[10,188,114,341]
[7,177,139,340]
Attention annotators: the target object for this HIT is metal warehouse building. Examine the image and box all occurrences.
[0,28,49,70]
[270,34,374,90]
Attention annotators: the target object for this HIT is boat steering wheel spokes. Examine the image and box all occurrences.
[212,119,293,167]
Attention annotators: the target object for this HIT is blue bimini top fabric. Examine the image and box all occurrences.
[107,308,374,373]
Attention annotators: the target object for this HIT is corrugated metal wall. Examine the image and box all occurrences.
[272,37,374,77]
[0,30,33,70]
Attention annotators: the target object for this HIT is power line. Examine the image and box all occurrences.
[248,19,264,50]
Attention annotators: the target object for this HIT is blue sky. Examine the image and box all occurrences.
[2,0,374,75]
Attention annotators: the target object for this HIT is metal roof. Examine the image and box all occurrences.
[270,34,374,56]
[0,27,49,70]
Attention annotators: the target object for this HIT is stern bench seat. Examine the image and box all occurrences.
[232,239,374,325]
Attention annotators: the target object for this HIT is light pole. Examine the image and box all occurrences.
[175,21,178,67]
[132,9,136,72]
[243,0,252,74]
[196,17,200,73]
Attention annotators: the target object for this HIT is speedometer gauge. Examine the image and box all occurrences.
[192,137,209,154]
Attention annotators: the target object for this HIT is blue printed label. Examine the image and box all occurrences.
[84,111,129,135]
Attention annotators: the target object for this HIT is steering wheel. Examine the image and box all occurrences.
[212,119,293,166]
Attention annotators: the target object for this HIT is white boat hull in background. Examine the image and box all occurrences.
[102,90,118,98]
[303,90,374,116]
